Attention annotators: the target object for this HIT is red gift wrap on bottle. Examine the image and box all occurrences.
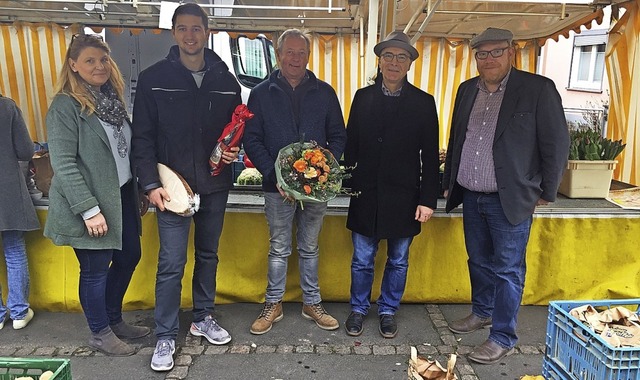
[209,104,254,176]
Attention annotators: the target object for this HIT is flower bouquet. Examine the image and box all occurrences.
[275,141,346,204]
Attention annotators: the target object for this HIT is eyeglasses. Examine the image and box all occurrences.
[475,47,510,60]
[380,52,410,63]
[71,33,104,45]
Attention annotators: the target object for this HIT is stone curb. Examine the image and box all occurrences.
[1,305,545,379]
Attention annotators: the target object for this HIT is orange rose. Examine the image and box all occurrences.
[304,185,312,194]
[304,150,315,160]
[307,151,318,164]
[293,159,307,172]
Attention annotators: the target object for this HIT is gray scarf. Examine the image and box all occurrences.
[86,82,129,158]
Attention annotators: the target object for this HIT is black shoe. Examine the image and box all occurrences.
[379,314,397,338]
[345,312,365,336]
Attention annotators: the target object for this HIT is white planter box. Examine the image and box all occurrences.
[558,160,617,198]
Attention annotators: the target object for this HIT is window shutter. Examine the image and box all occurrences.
[574,32,608,47]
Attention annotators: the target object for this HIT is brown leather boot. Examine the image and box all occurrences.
[302,303,339,330]
[89,327,136,356]
[110,320,151,339]
[448,313,492,334]
[250,301,283,335]
[468,339,514,364]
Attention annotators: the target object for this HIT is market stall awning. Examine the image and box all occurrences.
[1,0,637,185]
[0,0,628,40]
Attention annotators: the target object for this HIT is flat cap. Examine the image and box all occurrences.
[470,28,513,49]
[374,31,419,61]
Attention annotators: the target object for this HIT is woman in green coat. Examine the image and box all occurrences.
[45,34,149,356]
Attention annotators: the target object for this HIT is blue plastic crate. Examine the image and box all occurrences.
[543,299,640,380]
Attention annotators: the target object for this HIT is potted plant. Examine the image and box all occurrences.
[558,108,626,198]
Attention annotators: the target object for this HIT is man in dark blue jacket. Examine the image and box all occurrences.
[244,28,347,336]
[131,3,241,372]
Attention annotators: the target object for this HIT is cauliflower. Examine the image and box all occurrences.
[237,168,263,186]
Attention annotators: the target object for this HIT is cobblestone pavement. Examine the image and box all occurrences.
[0,303,549,379]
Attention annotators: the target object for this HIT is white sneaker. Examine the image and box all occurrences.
[190,315,232,345]
[0,313,6,330]
[150,339,175,372]
[13,308,34,330]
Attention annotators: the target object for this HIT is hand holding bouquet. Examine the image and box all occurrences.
[209,104,254,176]
[275,141,348,205]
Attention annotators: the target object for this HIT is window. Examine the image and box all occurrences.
[568,31,607,92]
[564,107,606,132]
[230,35,276,89]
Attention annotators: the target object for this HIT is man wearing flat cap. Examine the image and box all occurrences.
[443,27,569,363]
[343,31,440,338]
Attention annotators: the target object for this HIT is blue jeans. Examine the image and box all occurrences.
[74,181,141,333]
[0,230,30,321]
[462,190,532,349]
[263,192,327,305]
[154,190,228,340]
[350,232,413,316]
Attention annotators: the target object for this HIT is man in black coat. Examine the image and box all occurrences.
[343,31,440,339]
[443,27,569,364]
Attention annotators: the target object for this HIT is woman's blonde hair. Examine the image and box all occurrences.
[55,34,126,114]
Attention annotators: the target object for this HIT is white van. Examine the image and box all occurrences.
[105,30,277,112]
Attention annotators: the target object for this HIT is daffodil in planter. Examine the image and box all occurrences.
[558,123,626,198]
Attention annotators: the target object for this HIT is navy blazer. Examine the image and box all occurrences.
[443,68,570,225]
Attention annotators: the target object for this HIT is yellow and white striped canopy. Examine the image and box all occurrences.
[2,22,533,150]
[1,20,637,185]
[0,23,77,141]
[606,0,639,185]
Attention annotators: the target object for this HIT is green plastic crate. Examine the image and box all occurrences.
[0,358,71,380]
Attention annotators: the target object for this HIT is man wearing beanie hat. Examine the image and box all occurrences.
[343,31,439,339]
[443,27,569,364]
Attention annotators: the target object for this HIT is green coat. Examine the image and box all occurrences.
[44,94,140,250]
